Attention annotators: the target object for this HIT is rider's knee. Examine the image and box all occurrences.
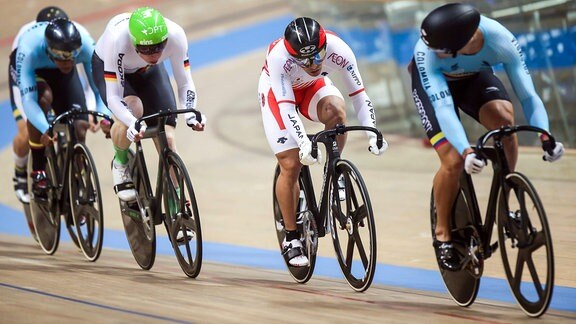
[480,100,514,128]
[123,96,144,118]
[165,126,176,149]
[438,147,464,175]
[324,102,346,125]
[277,151,302,178]
[37,82,53,111]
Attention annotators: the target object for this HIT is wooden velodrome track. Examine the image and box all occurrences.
[0,1,574,322]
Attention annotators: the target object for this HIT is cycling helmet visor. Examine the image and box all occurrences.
[292,47,326,67]
[136,39,168,55]
[47,47,80,61]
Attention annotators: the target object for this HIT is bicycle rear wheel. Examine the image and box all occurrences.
[430,187,481,307]
[163,152,202,278]
[29,155,61,255]
[330,160,376,292]
[272,165,318,284]
[22,203,38,242]
[119,151,156,270]
[497,172,553,317]
[69,143,104,261]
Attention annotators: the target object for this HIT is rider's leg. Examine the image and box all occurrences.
[28,82,52,198]
[276,148,308,266]
[478,99,517,170]
[316,95,347,198]
[110,95,142,201]
[13,119,30,202]
[158,125,180,215]
[111,95,143,163]
[73,119,90,143]
[433,143,463,242]
[13,119,29,171]
[315,96,347,150]
[276,149,302,234]
[9,50,29,200]
[432,142,464,271]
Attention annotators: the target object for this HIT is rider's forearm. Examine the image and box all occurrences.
[279,102,309,148]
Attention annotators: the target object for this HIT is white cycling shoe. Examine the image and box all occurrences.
[282,238,309,267]
[112,160,137,202]
[13,176,30,204]
[176,229,194,245]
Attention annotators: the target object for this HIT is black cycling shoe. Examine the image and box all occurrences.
[433,239,461,272]
[31,170,48,200]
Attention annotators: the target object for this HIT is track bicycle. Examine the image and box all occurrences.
[273,124,384,292]
[430,125,556,317]
[118,108,203,278]
[29,107,112,261]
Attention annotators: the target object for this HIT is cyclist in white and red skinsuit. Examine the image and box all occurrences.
[259,17,388,267]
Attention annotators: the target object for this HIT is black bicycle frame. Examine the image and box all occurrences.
[130,108,202,225]
[46,109,112,213]
[131,122,169,225]
[459,125,556,259]
[301,124,384,237]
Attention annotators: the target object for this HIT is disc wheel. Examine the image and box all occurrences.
[430,187,481,307]
[29,154,60,255]
[272,165,318,284]
[119,151,156,270]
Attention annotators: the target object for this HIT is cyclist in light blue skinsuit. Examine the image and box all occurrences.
[408,3,564,271]
[13,17,111,200]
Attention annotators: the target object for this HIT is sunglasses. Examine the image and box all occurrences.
[47,47,80,61]
[293,48,327,68]
[136,39,168,55]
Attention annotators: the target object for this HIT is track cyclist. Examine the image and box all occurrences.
[9,6,105,204]
[408,3,564,271]
[14,17,111,201]
[258,17,388,267]
[92,7,206,242]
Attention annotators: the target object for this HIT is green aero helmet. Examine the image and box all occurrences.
[128,7,168,46]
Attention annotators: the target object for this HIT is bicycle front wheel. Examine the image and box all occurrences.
[330,159,376,292]
[497,172,553,317]
[29,154,60,255]
[69,143,104,261]
[163,152,202,278]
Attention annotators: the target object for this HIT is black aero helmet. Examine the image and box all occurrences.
[36,6,68,22]
[283,17,326,59]
[45,18,82,60]
[420,3,480,53]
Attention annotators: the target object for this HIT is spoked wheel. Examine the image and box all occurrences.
[55,139,81,250]
[29,155,60,255]
[163,152,202,278]
[430,186,481,307]
[497,172,553,318]
[272,165,318,284]
[330,160,376,292]
[69,143,104,261]
[119,151,156,270]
